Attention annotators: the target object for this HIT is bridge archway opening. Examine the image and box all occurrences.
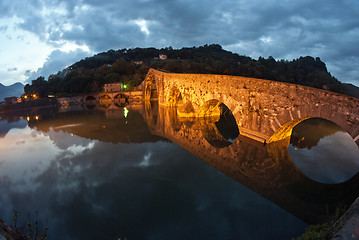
[85,95,96,102]
[167,86,183,107]
[84,95,97,109]
[114,93,129,107]
[99,94,112,108]
[281,117,359,184]
[199,99,239,148]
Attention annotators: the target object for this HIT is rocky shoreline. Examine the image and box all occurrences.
[331,197,359,239]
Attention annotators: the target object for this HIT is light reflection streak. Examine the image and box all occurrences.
[53,123,83,129]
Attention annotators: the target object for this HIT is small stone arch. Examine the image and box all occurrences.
[198,99,239,148]
[84,95,97,103]
[114,93,129,107]
[99,94,112,108]
[99,94,112,101]
[84,95,97,109]
[85,95,96,101]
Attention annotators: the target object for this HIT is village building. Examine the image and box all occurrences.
[159,54,167,60]
[103,83,123,92]
[4,97,20,104]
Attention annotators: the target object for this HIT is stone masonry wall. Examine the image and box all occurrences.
[146,69,359,145]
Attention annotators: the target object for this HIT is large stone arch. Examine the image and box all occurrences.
[266,104,359,147]
[268,117,312,144]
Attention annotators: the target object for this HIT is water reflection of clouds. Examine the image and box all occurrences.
[139,152,152,167]
[0,119,27,138]
[0,126,307,239]
[0,127,97,192]
[0,127,59,191]
[45,127,96,150]
[289,131,359,184]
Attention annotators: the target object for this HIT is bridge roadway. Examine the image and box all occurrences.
[141,68,359,146]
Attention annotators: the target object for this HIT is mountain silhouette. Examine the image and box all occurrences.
[0,82,24,101]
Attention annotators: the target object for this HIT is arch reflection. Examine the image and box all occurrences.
[288,118,359,184]
[198,100,239,148]
[144,105,359,224]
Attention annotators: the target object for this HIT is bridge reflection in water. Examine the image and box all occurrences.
[143,101,359,224]
[25,102,359,225]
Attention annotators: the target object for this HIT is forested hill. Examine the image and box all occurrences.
[24,44,359,98]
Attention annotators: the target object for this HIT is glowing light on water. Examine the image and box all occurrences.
[123,107,129,118]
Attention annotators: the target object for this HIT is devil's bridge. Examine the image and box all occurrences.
[141,68,359,146]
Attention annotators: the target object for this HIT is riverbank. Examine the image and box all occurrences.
[0,97,60,112]
[0,90,144,114]
[296,196,359,239]
[331,197,359,239]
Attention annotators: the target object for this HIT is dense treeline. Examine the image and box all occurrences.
[24,44,351,97]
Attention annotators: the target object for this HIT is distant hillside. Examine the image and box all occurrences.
[0,82,24,101]
[24,44,358,98]
[343,83,359,98]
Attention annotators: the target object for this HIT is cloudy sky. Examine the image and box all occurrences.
[0,0,358,86]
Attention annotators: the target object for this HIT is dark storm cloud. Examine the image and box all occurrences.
[7,67,17,72]
[26,49,91,81]
[1,0,358,85]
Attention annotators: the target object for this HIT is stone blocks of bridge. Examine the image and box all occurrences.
[143,69,359,145]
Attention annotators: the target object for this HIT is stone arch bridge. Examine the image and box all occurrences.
[140,68,359,146]
[63,91,142,106]
[83,92,130,105]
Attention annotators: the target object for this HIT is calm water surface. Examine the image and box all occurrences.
[0,105,358,240]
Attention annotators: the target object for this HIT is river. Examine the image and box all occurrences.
[0,103,358,240]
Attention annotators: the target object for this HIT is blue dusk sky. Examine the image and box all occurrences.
[0,0,358,86]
